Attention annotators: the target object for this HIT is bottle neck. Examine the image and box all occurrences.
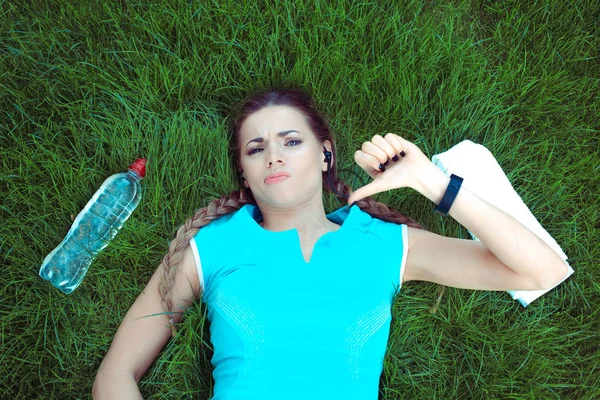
[128,169,141,179]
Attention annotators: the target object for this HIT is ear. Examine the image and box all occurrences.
[322,140,333,172]
[240,170,249,188]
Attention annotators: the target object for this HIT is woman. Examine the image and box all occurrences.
[92,87,567,399]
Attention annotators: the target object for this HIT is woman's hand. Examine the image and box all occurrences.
[346,133,434,205]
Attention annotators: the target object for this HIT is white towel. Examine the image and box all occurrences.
[431,140,574,307]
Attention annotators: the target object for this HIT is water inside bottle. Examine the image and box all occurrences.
[40,168,142,294]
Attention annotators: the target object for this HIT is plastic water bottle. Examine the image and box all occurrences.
[39,158,147,294]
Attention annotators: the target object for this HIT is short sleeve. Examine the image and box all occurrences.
[189,237,205,293]
[187,212,237,304]
[399,224,408,286]
[362,215,408,300]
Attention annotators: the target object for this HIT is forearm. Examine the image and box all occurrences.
[92,371,143,400]
[414,164,567,288]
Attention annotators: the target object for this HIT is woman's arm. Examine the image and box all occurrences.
[92,372,142,400]
[92,244,200,399]
[404,164,567,290]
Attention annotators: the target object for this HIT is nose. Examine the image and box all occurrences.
[268,158,284,166]
[266,145,285,166]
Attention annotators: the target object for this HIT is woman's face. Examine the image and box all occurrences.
[239,105,330,206]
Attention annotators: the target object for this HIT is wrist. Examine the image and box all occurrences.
[414,164,452,204]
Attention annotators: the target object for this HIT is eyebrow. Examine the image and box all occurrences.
[245,130,301,147]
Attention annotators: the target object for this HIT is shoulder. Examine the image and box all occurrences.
[190,209,242,261]
[191,207,252,256]
[194,208,241,237]
[359,213,410,252]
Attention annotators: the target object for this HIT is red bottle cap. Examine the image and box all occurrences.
[129,158,146,178]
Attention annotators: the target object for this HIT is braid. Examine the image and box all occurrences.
[158,189,252,337]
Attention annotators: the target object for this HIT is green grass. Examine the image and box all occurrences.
[2,0,599,398]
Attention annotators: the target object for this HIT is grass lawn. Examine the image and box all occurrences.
[1,0,598,398]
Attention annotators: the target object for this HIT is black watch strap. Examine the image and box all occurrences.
[434,174,463,216]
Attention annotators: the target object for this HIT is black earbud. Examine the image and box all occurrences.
[323,146,332,163]
[322,146,348,200]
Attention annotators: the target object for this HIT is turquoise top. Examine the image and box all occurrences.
[190,203,409,399]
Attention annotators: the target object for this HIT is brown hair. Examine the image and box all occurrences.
[158,85,427,337]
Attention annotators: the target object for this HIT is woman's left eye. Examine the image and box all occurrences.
[247,140,302,155]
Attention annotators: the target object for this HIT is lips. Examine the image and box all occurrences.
[265,172,290,183]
